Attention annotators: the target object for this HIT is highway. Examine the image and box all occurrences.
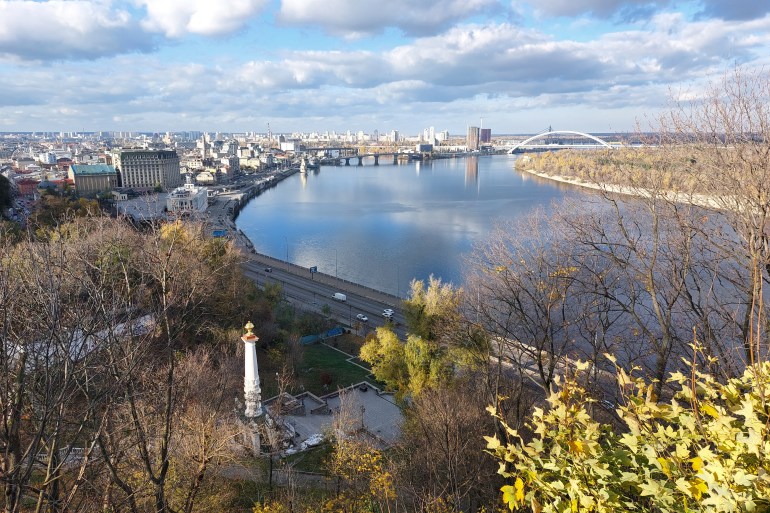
[241,253,407,339]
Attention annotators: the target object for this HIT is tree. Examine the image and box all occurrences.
[0,215,257,512]
[359,327,409,395]
[403,275,462,343]
[0,175,11,212]
[323,392,395,513]
[487,357,770,512]
[658,67,770,368]
[395,379,504,512]
[467,213,601,392]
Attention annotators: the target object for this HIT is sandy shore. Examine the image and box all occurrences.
[519,168,727,210]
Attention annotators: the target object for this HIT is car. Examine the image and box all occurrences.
[356,314,368,322]
[264,267,272,272]
[383,308,394,319]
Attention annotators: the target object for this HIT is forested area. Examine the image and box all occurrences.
[0,217,270,512]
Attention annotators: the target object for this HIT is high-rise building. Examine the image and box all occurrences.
[480,128,492,143]
[467,126,480,150]
[114,149,181,190]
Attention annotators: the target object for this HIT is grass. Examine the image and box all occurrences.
[284,443,333,473]
[325,333,366,355]
[258,337,375,398]
[298,343,373,396]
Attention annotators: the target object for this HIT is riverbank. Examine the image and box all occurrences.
[205,167,300,251]
[518,167,725,210]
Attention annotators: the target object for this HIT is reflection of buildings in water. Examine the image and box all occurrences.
[465,156,479,187]
[300,172,307,188]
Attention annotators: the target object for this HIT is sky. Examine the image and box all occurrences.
[0,0,769,135]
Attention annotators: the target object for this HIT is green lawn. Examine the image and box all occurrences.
[298,343,373,395]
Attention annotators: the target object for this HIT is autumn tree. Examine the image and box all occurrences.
[487,356,770,512]
[394,379,504,512]
[323,392,395,513]
[1,215,260,513]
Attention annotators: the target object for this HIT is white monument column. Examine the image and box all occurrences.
[242,321,263,419]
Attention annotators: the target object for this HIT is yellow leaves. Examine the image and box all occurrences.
[657,457,672,478]
[699,402,719,419]
[485,435,501,450]
[568,440,585,454]
[676,477,708,500]
[515,477,525,502]
[500,478,525,510]
[500,485,517,511]
[548,266,578,279]
[690,456,703,472]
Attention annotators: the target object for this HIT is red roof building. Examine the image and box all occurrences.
[16,178,40,197]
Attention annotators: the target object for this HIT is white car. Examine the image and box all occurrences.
[356,314,368,322]
[383,308,394,319]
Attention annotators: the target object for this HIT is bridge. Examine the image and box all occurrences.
[507,130,618,154]
[305,147,420,166]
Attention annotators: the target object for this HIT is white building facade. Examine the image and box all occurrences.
[165,180,207,214]
[115,149,181,190]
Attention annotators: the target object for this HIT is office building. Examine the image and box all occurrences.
[467,126,480,151]
[114,149,181,190]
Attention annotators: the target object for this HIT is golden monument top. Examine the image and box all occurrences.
[244,321,255,338]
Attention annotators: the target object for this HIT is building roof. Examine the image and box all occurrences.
[71,164,116,176]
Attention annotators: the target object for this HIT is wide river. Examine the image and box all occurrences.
[236,155,581,296]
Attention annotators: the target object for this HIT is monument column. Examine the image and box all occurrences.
[242,321,263,419]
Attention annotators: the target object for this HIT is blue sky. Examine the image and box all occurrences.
[0,0,769,135]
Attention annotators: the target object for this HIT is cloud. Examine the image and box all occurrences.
[0,0,154,60]
[136,0,269,37]
[277,0,499,37]
[697,0,770,21]
[526,0,670,19]
[2,10,770,132]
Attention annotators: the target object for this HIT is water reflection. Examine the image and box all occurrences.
[236,155,580,293]
[465,156,478,188]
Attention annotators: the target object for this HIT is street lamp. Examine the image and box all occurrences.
[284,236,289,270]
[335,248,338,278]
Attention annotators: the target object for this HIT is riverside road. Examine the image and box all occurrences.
[205,169,406,336]
[242,252,406,339]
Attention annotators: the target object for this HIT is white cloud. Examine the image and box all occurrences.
[136,0,269,37]
[0,0,152,60]
[277,0,499,37]
[2,8,770,132]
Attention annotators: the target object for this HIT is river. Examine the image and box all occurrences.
[235,154,580,296]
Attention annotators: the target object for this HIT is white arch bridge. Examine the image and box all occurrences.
[507,130,618,154]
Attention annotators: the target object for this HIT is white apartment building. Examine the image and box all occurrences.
[114,149,181,190]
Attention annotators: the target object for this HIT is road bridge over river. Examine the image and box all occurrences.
[507,130,623,153]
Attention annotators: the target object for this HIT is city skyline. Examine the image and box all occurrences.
[0,0,768,134]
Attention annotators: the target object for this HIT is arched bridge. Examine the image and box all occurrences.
[507,130,616,154]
